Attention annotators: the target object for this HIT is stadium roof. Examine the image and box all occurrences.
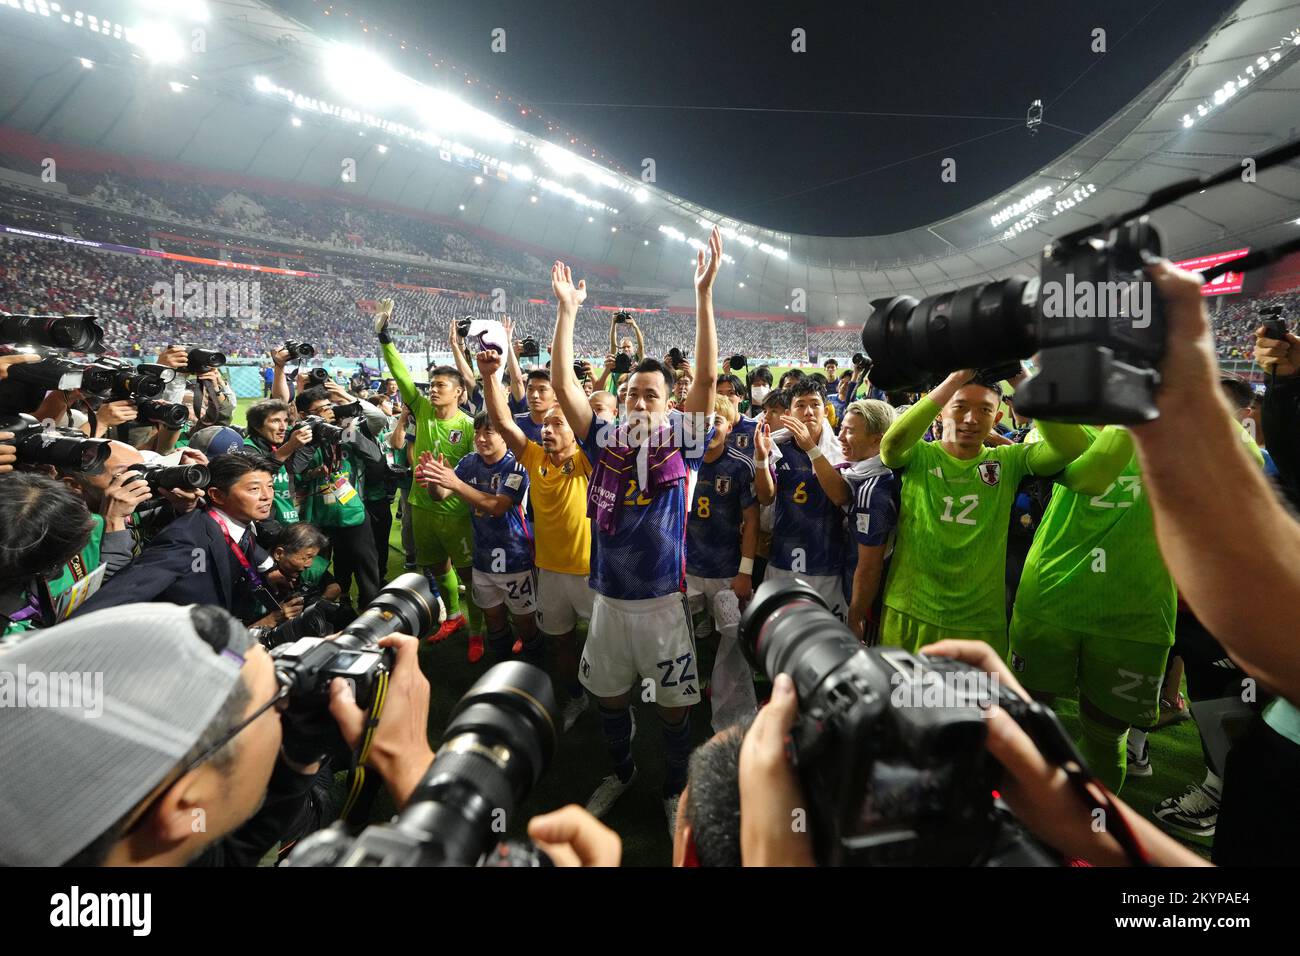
[1,0,1298,326]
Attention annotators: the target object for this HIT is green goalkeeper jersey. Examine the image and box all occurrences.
[382,341,475,516]
[879,396,1087,633]
[1014,428,1176,646]
[882,438,1037,632]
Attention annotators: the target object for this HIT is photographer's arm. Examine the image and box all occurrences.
[1131,261,1300,703]
[270,347,291,403]
[630,319,646,364]
[923,639,1206,866]
[329,634,435,809]
[738,673,816,866]
[1258,327,1300,501]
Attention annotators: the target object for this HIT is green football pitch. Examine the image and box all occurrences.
[232,397,1211,866]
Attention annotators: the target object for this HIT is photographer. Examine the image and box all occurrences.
[1254,322,1300,508]
[0,473,115,639]
[74,451,278,617]
[244,398,314,524]
[0,604,435,867]
[293,385,386,606]
[247,521,344,631]
[1127,261,1300,864]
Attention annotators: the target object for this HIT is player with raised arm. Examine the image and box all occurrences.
[374,298,485,661]
[551,228,721,835]
[477,347,595,731]
[686,395,760,734]
[753,378,849,619]
[878,368,1090,656]
[415,413,536,667]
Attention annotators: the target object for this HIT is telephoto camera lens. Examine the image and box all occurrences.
[340,572,439,643]
[0,312,104,352]
[185,347,226,372]
[285,661,558,867]
[135,399,189,429]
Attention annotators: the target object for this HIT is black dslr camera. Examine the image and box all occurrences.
[740,580,1081,866]
[182,347,226,374]
[268,573,438,724]
[134,398,189,429]
[0,412,111,473]
[0,311,105,352]
[284,341,316,361]
[613,353,633,374]
[80,358,175,402]
[300,414,343,444]
[306,367,331,387]
[126,461,210,498]
[285,660,558,867]
[728,354,747,370]
[519,337,541,359]
[863,217,1165,424]
[1259,305,1288,342]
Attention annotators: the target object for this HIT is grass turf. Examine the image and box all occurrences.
[233,397,1211,865]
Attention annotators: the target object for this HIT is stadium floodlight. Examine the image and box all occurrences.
[539,143,584,177]
[324,44,418,107]
[290,115,302,127]
[837,320,845,327]
[126,21,185,63]
[1182,114,1193,128]
[458,204,466,211]
[377,144,388,153]
[253,75,274,93]
[79,57,93,69]
[738,282,745,288]
[643,239,649,245]
[512,164,534,182]
[529,195,538,203]
[611,226,617,233]
[168,81,186,93]
[474,175,483,184]
[633,188,649,203]
[587,216,594,223]
[136,0,208,21]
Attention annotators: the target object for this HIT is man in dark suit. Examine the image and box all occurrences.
[77,452,279,619]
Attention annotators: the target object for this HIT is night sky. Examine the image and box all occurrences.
[270,0,1236,236]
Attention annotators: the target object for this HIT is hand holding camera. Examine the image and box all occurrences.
[0,353,41,381]
[1255,317,1299,379]
[738,673,815,867]
[327,632,435,808]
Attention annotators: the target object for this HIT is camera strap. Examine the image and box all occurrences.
[338,667,391,826]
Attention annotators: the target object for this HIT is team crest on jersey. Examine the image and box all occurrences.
[1010,652,1026,673]
[562,459,574,475]
[715,476,732,495]
[734,434,750,449]
[978,461,1001,486]
[490,474,500,492]
[448,430,463,445]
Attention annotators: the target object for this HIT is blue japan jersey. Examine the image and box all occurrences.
[454,451,533,574]
[838,461,899,602]
[580,411,711,600]
[770,439,846,576]
[687,446,757,578]
[726,415,758,458]
[514,410,544,444]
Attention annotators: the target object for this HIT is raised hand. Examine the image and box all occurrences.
[694,226,722,295]
[755,420,773,459]
[552,261,588,311]
[780,414,816,452]
[1255,325,1300,378]
[476,350,503,378]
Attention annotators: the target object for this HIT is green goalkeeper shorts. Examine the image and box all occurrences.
[1007,608,1170,728]
[879,607,1008,658]
[411,505,474,569]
